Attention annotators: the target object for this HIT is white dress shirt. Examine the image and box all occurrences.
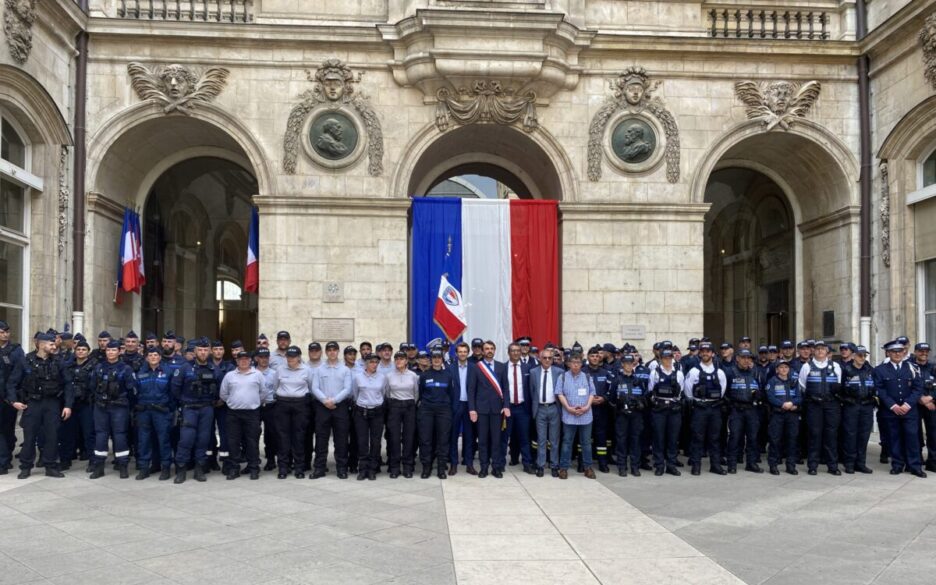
[508,360,525,405]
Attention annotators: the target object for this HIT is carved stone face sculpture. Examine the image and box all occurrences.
[765,81,795,115]
[161,65,192,100]
[322,72,345,101]
[624,81,645,106]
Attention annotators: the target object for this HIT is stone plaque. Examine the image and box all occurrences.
[309,111,358,160]
[621,324,646,340]
[323,281,344,303]
[312,318,355,341]
[611,118,656,164]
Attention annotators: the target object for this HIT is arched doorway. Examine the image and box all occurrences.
[141,157,257,343]
[704,168,795,345]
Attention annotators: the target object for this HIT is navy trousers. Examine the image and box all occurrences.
[884,412,923,472]
[59,401,94,464]
[727,406,760,467]
[841,402,874,470]
[806,400,841,471]
[450,400,476,467]
[651,408,681,470]
[477,413,505,471]
[614,410,644,470]
[502,404,532,467]
[175,405,214,467]
[690,404,723,469]
[136,407,173,470]
[18,398,61,470]
[94,404,130,466]
[767,410,800,468]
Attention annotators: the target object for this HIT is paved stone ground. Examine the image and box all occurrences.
[1,434,934,585]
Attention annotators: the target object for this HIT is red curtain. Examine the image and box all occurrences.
[509,200,559,348]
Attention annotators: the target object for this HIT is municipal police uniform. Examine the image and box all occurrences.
[610,357,647,476]
[684,351,728,475]
[839,349,876,473]
[5,336,71,477]
[134,351,177,480]
[418,353,456,478]
[798,350,843,474]
[913,344,936,471]
[873,345,926,476]
[726,354,764,473]
[174,345,222,483]
[584,349,614,472]
[89,345,136,478]
[209,343,235,473]
[648,354,684,475]
[59,348,96,470]
[764,367,802,474]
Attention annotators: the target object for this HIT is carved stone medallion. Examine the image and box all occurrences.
[611,118,657,164]
[283,59,383,175]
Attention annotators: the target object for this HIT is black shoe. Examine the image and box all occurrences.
[674,459,684,467]
[337,470,348,479]
[910,469,928,478]
[727,466,737,474]
[691,465,701,476]
[209,460,220,471]
[844,467,855,474]
[263,460,276,471]
[769,466,780,476]
[856,465,873,474]
[509,459,519,467]
[89,463,105,479]
[745,464,763,474]
[226,470,240,481]
[119,466,130,479]
[537,467,545,477]
[808,468,818,475]
[403,471,413,478]
[640,462,653,471]
[577,462,584,473]
[311,469,326,479]
[654,468,664,476]
[45,468,64,478]
[136,469,151,481]
[786,466,798,475]
[437,471,447,480]
[357,471,367,481]
[59,461,72,471]
[85,463,93,473]
[294,471,305,479]
[890,468,902,475]
[277,471,288,479]
[523,465,534,474]
[0,468,7,476]
[710,467,727,475]
[551,468,559,478]
[174,470,187,484]
[598,463,610,474]
[478,468,488,479]
[389,471,400,479]
[250,470,260,480]
[367,470,376,481]
[194,467,207,482]
[349,466,358,474]
[665,466,681,476]
[828,468,841,476]
[880,454,889,464]
[17,468,30,479]
[492,469,503,478]
[631,468,641,477]
[618,467,627,477]
[421,468,431,479]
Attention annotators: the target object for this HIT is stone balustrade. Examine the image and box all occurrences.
[115,0,253,23]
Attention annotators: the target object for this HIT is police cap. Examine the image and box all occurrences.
[344,346,358,355]
[814,340,828,349]
[587,345,601,356]
[737,349,753,358]
[916,343,931,352]
[471,338,484,347]
[195,338,210,348]
[855,345,870,355]
[308,342,322,351]
[622,354,636,363]
[98,330,112,339]
[126,330,139,339]
[417,350,429,359]
[699,342,714,351]
[234,350,250,360]
[0,320,8,331]
[145,332,157,341]
[780,340,794,349]
[276,330,291,340]
[325,341,340,351]
[60,332,73,341]
[176,337,186,346]
[145,346,161,355]
[757,346,768,354]
[394,351,407,360]
[35,332,55,342]
[660,349,674,358]
[105,339,121,349]
[431,349,444,358]
[76,339,90,350]
[255,348,271,358]
[256,333,268,341]
[365,353,380,362]
[163,330,176,341]
[739,336,752,343]
[897,336,910,345]
[768,345,778,353]
[720,342,733,350]
[775,360,791,369]
[285,346,302,357]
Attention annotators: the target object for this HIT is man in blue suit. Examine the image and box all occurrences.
[502,342,533,473]
[468,340,510,478]
[530,348,565,477]
[447,342,477,475]
[873,341,926,477]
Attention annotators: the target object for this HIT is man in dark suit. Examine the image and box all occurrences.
[468,340,510,478]
[447,342,477,475]
[873,341,926,477]
[502,342,533,473]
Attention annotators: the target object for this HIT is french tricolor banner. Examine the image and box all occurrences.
[245,206,259,293]
[117,207,145,295]
[411,198,559,360]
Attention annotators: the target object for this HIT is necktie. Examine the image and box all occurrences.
[513,364,519,404]
[542,369,548,403]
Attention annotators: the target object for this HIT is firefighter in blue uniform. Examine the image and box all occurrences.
[173,338,222,483]
[60,338,96,471]
[683,342,728,476]
[912,343,936,472]
[584,346,614,473]
[89,339,136,479]
[610,354,646,476]
[873,341,926,477]
[725,349,764,473]
[134,346,177,480]
[764,360,802,475]
[6,332,71,478]
[798,340,843,475]
[648,349,684,476]
[840,345,876,474]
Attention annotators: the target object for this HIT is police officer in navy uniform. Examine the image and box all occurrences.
[725,349,764,473]
[418,349,456,479]
[683,342,728,476]
[173,339,221,483]
[209,339,235,473]
[798,340,843,475]
[584,346,613,473]
[610,354,647,476]
[6,332,71,478]
[840,345,876,474]
[764,360,802,475]
[89,339,136,479]
[648,349,684,476]
[122,331,145,372]
[134,346,176,481]
[59,338,96,472]
[874,341,926,477]
[912,343,936,472]
[0,319,25,470]
[468,340,510,478]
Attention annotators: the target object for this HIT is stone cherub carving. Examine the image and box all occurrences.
[127,62,230,115]
[734,80,821,131]
[587,66,680,182]
[921,13,936,89]
[3,0,36,65]
[282,58,383,175]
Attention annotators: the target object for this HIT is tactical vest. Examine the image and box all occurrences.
[728,367,759,405]
[95,363,127,405]
[767,378,797,410]
[586,366,611,399]
[0,342,20,374]
[22,354,61,401]
[842,363,875,403]
[653,367,681,407]
[191,365,218,400]
[692,366,723,401]
[918,363,936,399]
[804,360,840,401]
[70,359,95,403]
[615,373,645,412]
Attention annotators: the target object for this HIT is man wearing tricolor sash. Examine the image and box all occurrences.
[468,341,510,478]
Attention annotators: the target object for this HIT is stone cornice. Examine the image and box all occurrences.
[86,192,125,224]
[253,196,410,218]
[799,205,861,239]
[86,19,385,46]
[861,0,933,56]
[559,202,711,222]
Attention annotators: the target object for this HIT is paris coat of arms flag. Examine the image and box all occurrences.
[433,275,468,342]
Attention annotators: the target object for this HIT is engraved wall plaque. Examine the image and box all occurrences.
[312,318,355,341]
[621,324,646,340]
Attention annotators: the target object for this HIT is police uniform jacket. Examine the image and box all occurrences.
[873,360,923,417]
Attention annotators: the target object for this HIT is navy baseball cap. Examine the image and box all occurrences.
[737,349,753,358]
[699,342,714,351]
[276,331,291,339]
[897,336,910,345]
[757,346,768,354]
[660,349,674,358]
[431,349,444,358]
[344,346,358,355]
[776,360,791,369]
[767,345,778,352]
[325,341,340,351]
[622,354,635,363]
[285,346,302,357]
[365,353,380,362]
[855,345,870,354]
[720,342,733,350]
[814,340,828,348]
[308,342,322,351]
[234,350,250,360]
[780,340,794,349]
[254,348,271,357]
[916,343,931,351]
[471,338,483,347]
[739,336,752,343]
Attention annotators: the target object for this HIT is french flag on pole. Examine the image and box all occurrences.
[411,197,559,360]
[245,206,259,293]
[117,207,145,296]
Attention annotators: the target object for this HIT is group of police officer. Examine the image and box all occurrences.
[0,319,933,482]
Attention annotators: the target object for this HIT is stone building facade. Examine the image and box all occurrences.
[1,0,934,355]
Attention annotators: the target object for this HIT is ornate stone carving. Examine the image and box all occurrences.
[587,67,680,182]
[880,160,890,268]
[282,59,383,176]
[127,62,229,115]
[434,81,538,133]
[57,145,69,256]
[3,0,36,65]
[921,13,936,89]
[734,80,821,131]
